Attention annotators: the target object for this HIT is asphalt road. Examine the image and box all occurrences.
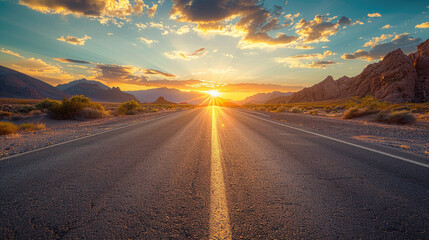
[1,106,428,239]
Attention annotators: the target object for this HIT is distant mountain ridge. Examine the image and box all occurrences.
[0,65,70,100]
[59,82,137,103]
[56,78,110,91]
[278,38,429,104]
[127,87,207,105]
[152,96,176,104]
[238,91,293,104]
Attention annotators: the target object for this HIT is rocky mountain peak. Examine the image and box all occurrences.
[283,38,429,104]
[417,39,429,57]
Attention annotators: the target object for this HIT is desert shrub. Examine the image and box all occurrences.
[375,110,416,125]
[343,107,374,119]
[290,106,302,113]
[36,98,60,112]
[308,109,319,115]
[0,111,13,119]
[18,105,36,114]
[19,122,46,131]
[78,107,106,119]
[28,110,43,115]
[274,106,288,112]
[0,122,19,135]
[50,95,105,120]
[118,100,141,115]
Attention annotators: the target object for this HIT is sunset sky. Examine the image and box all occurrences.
[0,0,428,100]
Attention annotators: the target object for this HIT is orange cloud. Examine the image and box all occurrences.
[57,35,91,45]
[19,0,147,26]
[275,50,336,68]
[415,22,429,29]
[294,15,351,43]
[342,33,421,61]
[169,0,298,49]
[368,13,382,17]
[8,57,74,84]
[0,48,24,58]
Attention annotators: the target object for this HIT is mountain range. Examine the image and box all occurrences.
[56,79,137,103]
[269,38,429,104]
[126,88,207,104]
[0,65,70,100]
[238,91,293,104]
[2,38,428,105]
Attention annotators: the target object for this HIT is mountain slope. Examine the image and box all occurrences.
[238,91,294,104]
[56,78,110,91]
[127,88,207,104]
[60,82,137,103]
[0,65,70,100]
[286,38,429,104]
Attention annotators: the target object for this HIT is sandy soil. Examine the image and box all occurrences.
[0,110,181,158]
[253,110,429,159]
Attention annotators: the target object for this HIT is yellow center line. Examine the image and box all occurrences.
[209,105,232,240]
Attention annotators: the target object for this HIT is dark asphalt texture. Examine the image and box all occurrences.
[1,107,428,239]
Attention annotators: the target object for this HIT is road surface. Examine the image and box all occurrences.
[1,106,428,239]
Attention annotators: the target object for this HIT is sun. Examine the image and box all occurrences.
[208,89,220,98]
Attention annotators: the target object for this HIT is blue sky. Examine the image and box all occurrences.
[0,0,428,100]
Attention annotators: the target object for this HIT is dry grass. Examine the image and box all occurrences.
[343,107,375,119]
[375,110,416,125]
[290,106,302,113]
[0,122,19,135]
[19,122,46,131]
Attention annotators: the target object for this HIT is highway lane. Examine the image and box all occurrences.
[1,106,428,239]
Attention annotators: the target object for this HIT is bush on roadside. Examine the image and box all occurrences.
[273,106,288,112]
[18,105,36,114]
[19,122,46,131]
[343,107,375,119]
[375,110,416,125]
[36,98,60,112]
[118,100,141,115]
[49,95,105,120]
[0,111,13,119]
[290,106,302,113]
[0,121,19,135]
[308,109,319,115]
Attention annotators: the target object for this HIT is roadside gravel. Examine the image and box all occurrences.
[251,110,429,159]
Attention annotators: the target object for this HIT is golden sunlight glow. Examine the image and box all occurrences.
[208,89,221,98]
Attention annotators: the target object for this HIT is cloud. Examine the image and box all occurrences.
[363,34,393,47]
[57,34,91,45]
[144,69,176,78]
[0,48,24,58]
[136,22,147,30]
[107,32,114,35]
[19,0,147,26]
[164,48,207,60]
[294,15,352,43]
[368,13,382,17]
[169,0,299,49]
[8,57,74,83]
[352,20,364,25]
[90,62,302,93]
[381,24,392,29]
[274,50,335,68]
[147,4,158,18]
[415,22,429,28]
[137,37,158,45]
[54,58,91,64]
[342,33,421,61]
